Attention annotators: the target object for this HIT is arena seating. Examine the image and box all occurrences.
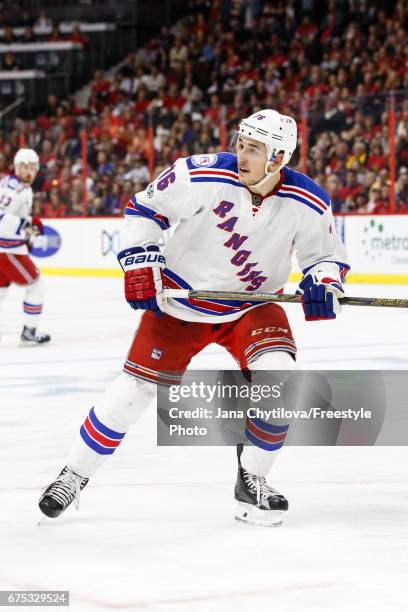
[0,0,407,216]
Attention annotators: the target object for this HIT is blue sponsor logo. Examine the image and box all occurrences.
[31,225,62,258]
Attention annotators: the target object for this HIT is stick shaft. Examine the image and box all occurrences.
[164,289,408,308]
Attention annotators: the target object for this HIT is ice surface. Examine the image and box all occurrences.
[1,277,407,611]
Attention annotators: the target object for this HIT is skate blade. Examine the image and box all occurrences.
[19,340,49,348]
[235,502,284,527]
[37,515,48,526]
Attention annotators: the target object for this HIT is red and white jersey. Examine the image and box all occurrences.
[121,152,350,323]
[0,174,33,254]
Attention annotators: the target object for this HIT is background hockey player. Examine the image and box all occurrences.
[39,109,349,526]
[0,148,50,345]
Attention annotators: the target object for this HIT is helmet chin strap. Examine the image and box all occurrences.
[248,159,284,190]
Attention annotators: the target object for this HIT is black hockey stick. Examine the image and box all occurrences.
[164,289,408,308]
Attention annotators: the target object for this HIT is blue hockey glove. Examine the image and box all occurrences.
[299,270,344,321]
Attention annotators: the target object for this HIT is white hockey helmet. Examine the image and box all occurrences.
[13,148,40,171]
[238,109,297,168]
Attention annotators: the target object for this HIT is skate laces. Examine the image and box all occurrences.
[243,471,278,506]
[46,469,86,511]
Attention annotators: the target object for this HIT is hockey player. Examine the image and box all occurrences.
[39,110,349,526]
[0,148,50,345]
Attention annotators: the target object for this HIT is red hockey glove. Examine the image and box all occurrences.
[24,216,44,250]
[118,245,165,316]
[31,216,44,236]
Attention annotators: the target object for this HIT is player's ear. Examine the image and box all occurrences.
[268,152,284,170]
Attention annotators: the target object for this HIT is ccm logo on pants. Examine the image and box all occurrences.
[251,326,288,335]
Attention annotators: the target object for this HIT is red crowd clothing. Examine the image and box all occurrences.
[367,155,386,172]
[42,202,67,217]
[338,184,363,200]
[91,79,110,96]
[204,107,221,122]
[163,95,186,111]
[124,304,297,386]
[0,253,40,287]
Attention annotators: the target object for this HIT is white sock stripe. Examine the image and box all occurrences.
[244,337,296,355]
[247,346,297,364]
[125,359,182,380]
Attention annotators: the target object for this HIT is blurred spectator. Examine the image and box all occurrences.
[40,139,57,167]
[123,157,149,184]
[22,26,36,43]
[68,24,88,48]
[2,26,16,44]
[103,181,123,215]
[20,9,34,29]
[397,168,408,209]
[1,52,20,71]
[89,196,110,216]
[67,198,85,216]
[42,189,67,217]
[48,24,63,43]
[372,185,392,214]
[353,192,371,214]
[34,10,52,30]
[366,186,382,213]
[144,65,166,94]
[346,141,367,171]
[96,151,114,177]
[338,170,363,203]
[44,95,59,118]
[163,83,186,112]
[169,38,188,68]
[325,175,344,213]
[367,144,387,172]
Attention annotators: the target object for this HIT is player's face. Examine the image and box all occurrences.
[236,137,268,186]
[16,162,38,184]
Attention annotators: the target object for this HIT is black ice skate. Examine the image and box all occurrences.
[39,466,89,519]
[234,443,288,527]
[20,325,51,345]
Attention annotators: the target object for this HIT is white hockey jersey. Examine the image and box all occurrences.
[121,152,350,323]
[0,174,33,254]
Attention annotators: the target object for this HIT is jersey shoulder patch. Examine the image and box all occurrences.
[278,167,330,215]
[4,175,27,194]
[7,176,21,190]
[186,152,242,187]
[187,153,219,169]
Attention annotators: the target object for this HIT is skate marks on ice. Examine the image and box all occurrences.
[1,278,408,371]
[0,278,408,610]
[1,441,408,612]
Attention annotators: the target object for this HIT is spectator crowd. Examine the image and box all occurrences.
[0,0,408,217]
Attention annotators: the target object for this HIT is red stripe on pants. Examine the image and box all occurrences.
[0,253,39,287]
